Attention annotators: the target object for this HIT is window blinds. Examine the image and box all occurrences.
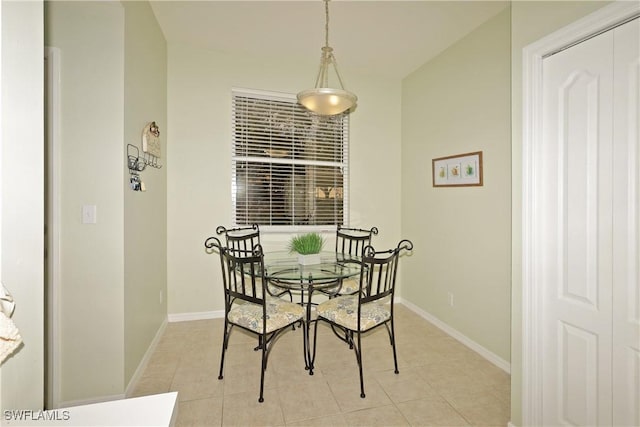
[231,90,349,228]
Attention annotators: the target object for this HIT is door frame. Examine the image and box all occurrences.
[521,2,640,425]
[45,46,61,409]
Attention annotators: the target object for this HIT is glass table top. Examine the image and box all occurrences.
[264,251,362,284]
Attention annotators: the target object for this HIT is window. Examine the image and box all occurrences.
[232,89,349,229]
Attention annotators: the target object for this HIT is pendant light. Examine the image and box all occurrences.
[297,0,357,116]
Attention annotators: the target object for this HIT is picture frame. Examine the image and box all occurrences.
[432,151,483,187]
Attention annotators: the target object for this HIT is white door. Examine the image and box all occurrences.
[541,18,639,426]
[611,18,640,427]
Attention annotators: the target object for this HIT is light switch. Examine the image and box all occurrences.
[82,205,97,224]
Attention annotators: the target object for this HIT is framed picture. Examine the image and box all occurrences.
[432,151,483,187]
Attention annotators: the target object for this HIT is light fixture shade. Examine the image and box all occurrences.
[298,0,357,116]
[297,87,357,116]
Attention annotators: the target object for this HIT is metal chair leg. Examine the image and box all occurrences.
[390,319,399,374]
[355,331,366,398]
[218,319,229,380]
[259,333,266,403]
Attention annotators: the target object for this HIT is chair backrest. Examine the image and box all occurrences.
[216,224,260,254]
[335,226,379,257]
[358,239,413,304]
[205,236,266,308]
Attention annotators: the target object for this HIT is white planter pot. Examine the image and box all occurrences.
[297,253,321,265]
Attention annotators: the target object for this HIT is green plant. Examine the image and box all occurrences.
[288,232,325,255]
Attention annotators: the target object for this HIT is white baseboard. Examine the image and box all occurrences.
[124,317,169,397]
[397,298,511,374]
[59,319,169,408]
[167,310,224,322]
[59,312,220,409]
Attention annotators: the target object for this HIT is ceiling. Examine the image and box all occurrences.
[149,1,509,79]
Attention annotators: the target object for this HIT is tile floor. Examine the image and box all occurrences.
[130,304,510,426]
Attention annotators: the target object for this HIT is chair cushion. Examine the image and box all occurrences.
[316,295,391,332]
[266,283,290,299]
[337,277,359,295]
[228,299,304,334]
[320,277,360,296]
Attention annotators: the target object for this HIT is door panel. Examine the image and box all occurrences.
[559,322,599,425]
[542,24,614,427]
[542,17,639,426]
[612,18,640,427]
[561,69,603,311]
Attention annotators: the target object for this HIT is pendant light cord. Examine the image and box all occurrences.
[324,0,330,48]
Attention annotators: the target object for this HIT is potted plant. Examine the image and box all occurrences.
[288,232,325,265]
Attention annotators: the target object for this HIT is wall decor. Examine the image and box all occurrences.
[432,151,483,187]
[127,144,146,192]
[141,121,162,169]
[127,122,163,192]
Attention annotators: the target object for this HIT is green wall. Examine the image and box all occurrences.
[166,44,403,315]
[401,8,512,364]
[45,0,167,404]
[122,0,168,389]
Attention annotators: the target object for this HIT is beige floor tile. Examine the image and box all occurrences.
[285,413,348,426]
[175,353,220,376]
[490,383,511,406]
[343,404,410,426]
[429,373,493,402]
[418,360,467,382]
[313,340,363,383]
[402,350,448,368]
[219,342,263,369]
[149,347,187,366]
[130,304,511,426]
[428,337,476,361]
[327,375,392,413]
[176,396,223,427]
[443,389,506,411]
[455,400,510,426]
[395,398,469,426]
[358,344,402,373]
[171,368,224,402]
[374,369,440,403]
[468,366,510,389]
[221,361,278,397]
[128,374,173,398]
[272,363,326,389]
[276,381,341,423]
[222,390,285,426]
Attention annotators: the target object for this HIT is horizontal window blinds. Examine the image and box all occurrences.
[232,90,349,227]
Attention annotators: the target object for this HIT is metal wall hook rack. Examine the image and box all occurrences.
[127,144,146,191]
[126,121,163,192]
[141,121,162,169]
[127,144,146,172]
[141,151,162,169]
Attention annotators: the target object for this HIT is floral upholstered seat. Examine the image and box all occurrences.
[316,295,390,332]
[229,299,303,334]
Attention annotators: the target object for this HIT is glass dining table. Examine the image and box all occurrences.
[263,251,362,375]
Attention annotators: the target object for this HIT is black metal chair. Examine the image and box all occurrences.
[205,237,304,403]
[216,224,292,301]
[328,226,378,296]
[336,225,379,257]
[216,224,261,254]
[313,239,413,398]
